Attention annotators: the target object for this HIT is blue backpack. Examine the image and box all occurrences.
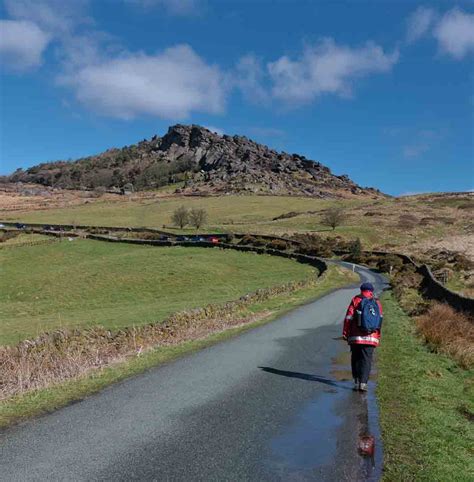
[356,296,382,333]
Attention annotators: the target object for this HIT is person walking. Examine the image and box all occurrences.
[342,282,383,392]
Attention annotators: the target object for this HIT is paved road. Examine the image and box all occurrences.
[0,265,387,481]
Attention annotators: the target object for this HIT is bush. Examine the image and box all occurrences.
[416,303,474,368]
[397,288,429,316]
[239,235,257,245]
[268,239,288,251]
[0,231,19,243]
[348,238,362,261]
[252,237,268,247]
[377,255,404,274]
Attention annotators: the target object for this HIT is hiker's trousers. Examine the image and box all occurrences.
[350,345,375,384]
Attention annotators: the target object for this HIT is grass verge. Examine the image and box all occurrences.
[0,265,357,429]
[377,293,474,481]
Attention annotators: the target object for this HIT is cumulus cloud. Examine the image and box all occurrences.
[406,6,436,43]
[235,54,269,104]
[0,20,51,71]
[434,8,474,59]
[0,0,93,72]
[405,6,474,59]
[267,38,398,104]
[3,0,91,34]
[60,45,226,120]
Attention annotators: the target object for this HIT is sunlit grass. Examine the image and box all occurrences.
[0,239,318,345]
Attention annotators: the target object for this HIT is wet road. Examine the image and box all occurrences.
[0,264,387,481]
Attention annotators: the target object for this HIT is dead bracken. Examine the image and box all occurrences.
[0,277,318,401]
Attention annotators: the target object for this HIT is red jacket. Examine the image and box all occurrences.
[343,290,383,347]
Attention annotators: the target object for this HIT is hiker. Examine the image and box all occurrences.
[342,282,383,392]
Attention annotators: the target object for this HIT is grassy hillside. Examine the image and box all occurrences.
[3,192,472,250]
[0,239,317,345]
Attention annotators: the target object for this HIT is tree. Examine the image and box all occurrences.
[189,208,208,229]
[172,206,189,229]
[349,238,362,260]
[322,207,345,231]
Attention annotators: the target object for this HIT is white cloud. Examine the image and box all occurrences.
[267,38,398,104]
[402,129,442,159]
[60,45,226,120]
[0,0,93,73]
[406,6,436,43]
[0,19,51,71]
[434,8,474,59]
[398,190,431,197]
[3,0,91,34]
[235,54,269,104]
[124,0,200,15]
[403,142,430,159]
[204,125,224,135]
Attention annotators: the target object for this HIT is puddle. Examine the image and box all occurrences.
[359,382,383,481]
[331,351,351,365]
[268,390,345,470]
[330,368,353,381]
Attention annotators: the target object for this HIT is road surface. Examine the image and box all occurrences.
[0,264,388,481]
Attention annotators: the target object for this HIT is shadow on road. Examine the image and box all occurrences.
[259,366,352,391]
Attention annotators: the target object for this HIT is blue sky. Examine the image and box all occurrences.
[0,0,473,195]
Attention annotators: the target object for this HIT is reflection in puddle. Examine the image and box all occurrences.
[268,390,344,470]
[358,435,375,457]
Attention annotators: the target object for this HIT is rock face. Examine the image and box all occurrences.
[8,124,384,198]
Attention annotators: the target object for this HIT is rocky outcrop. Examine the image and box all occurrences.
[8,125,384,198]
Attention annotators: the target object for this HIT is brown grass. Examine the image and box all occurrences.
[0,278,316,400]
[416,303,474,369]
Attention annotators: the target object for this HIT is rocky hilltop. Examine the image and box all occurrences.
[8,125,384,198]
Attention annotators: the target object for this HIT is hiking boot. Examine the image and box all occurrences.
[353,379,359,391]
[359,383,368,392]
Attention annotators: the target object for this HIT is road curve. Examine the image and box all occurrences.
[0,265,388,481]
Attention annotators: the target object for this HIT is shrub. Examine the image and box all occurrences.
[377,255,404,274]
[252,237,268,247]
[0,231,19,243]
[397,288,429,316]
[239,235,257,245]
[416,303,474,369]
[348,238,362,261]
[268,239,288,251]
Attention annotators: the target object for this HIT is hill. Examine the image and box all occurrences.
[7,125,384,198]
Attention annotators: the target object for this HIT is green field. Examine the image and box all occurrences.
[4,195,362,229]
[4,193,470,250]
[0,238,317,345]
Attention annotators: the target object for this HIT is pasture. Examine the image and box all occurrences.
[3,193,471,250]
[0,239,316,345]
